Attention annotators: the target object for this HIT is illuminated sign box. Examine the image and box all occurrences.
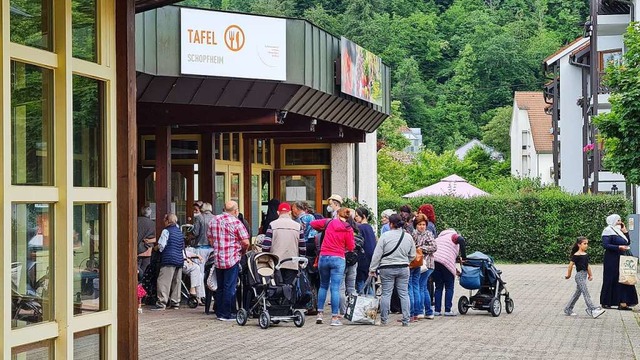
[340,36,383,106]
[180,8,287,81]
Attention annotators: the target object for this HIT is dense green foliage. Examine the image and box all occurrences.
[379,194,630,263]
[378,146,510,198]
[593,24,640,185]
[178,0,588,152]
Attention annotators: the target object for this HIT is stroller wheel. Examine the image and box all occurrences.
[236,309,248,326]
[187,297,198,309]
[505,298,514,314]
[490,298,502,317]
[259,311,271,329]
[293,310,305,328]
[458,296,469,315]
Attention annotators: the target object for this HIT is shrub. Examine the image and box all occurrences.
[379,193,630,263]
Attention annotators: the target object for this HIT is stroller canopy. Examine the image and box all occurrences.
[466,251,494,263]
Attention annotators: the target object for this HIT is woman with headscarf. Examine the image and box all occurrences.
[259,198,280,235]
[600,214,638,310]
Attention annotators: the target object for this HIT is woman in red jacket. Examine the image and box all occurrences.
[311,208,355,326]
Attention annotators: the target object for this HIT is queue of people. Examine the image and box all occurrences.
[137,195,469,327]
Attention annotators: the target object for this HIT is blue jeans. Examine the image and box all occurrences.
[432,262,455,313]
[408,267,421,317]
[419,268,434,315]
[317,256,346,316]
[215,263,239,319]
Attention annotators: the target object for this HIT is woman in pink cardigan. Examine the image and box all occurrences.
[432,229,466,316]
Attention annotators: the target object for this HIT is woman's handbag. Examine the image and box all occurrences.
[619,251,638,286]
[409,248,424,269]
[206,266,218,291]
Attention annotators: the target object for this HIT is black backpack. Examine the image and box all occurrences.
[345,232,365,266]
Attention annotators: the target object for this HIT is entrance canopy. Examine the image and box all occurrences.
[135,6,390,142]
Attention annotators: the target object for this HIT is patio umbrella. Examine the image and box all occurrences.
[402,174,489,199]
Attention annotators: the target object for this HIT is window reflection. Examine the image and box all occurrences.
[74,328,104,360]
[11,62,54,186]
[11,339,53,360]
[10,0,53,50]
[73,204,105,315]
[11,203,53,329]
[72,0,98,62]
[215,172,225,213]
[73,75,105,187]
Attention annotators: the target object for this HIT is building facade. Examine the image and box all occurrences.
[3,1,389,358]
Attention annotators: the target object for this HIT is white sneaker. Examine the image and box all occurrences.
[444,311,457,317]
[425,314,435,319]
[565,312,577,316]
[416,314,425,319]
[433,312,441,316]
[591,308,606,319]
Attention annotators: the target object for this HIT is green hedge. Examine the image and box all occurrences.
[379,193,630,263]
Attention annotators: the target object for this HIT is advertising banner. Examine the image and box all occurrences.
[180,8,287,81]
[340,36,383,106]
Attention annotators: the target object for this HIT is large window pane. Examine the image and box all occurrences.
[10,0,53,50]
[73,204,105,315]
[74,328,105,360]
[215,172,225,214]
[11,62,54,186]
[11,340,53,360]
[285,148,330,166]
[73,75,105,187]
[232,133,240,162]
[11,203,54,329]
[72,0,98,62]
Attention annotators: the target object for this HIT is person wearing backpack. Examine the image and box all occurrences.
[311,207,355,326]
[369,214,416,326]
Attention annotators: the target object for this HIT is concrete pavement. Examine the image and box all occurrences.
[139,264,640,359]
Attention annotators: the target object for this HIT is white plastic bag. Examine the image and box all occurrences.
[206,267,217,291]
[344,277,378,324]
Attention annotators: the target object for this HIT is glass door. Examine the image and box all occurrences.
[274,170,323,213]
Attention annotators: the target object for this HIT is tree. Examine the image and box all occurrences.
[593,24,640,185]
[482,106,513,156]
[377,101,411,151]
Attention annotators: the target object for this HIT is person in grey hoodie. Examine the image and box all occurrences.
[369,214,416,326]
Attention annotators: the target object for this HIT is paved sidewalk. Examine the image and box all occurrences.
[139,264,640,359]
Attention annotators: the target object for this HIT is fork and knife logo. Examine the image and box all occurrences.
[224,25,245,52]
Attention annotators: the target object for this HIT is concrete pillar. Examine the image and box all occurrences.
[331,143,355,199]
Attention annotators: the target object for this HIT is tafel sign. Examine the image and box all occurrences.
[180,8,287,81]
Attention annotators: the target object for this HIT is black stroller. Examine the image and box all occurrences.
[236,252,307,329]
[458,251,514,317]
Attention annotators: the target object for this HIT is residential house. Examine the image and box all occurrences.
[543,0,637,207]
[455,139,504,161]
[400,127,423,154]
[510,92,554,185]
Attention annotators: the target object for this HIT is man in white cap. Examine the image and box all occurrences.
[327,194,343,218]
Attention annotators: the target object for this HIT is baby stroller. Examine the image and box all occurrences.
[236,252,307,329]
[458,251,513,317]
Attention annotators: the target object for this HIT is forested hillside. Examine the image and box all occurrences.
[178,0,588,153]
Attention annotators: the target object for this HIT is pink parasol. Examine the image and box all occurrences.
[402,174,489,199]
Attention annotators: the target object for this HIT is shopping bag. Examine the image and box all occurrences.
[206,266,218,291]
[344,277,379,325]
[619,254,638,286]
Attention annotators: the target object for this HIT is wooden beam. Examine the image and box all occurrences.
[135,0,181,13]
[116,0,138,358]
[200,132,215,206]
[137,103,277,126]
[242,136,252,232]
[155,126,171,236]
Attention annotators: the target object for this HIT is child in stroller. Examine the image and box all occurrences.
[458,251,514,317]
[236,251,308,329]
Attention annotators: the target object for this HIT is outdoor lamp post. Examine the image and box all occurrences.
[611,184,619,195]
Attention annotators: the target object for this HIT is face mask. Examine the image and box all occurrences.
[615,224,622,230]
[326,205,333,214]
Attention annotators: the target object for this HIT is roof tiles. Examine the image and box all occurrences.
[514,91,553,153]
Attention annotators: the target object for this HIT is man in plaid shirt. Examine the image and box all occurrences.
[207,201,250,321]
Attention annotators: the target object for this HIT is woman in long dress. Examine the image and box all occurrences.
[600,214,638,310]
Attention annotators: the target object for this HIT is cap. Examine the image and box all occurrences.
[278,202,291,212]
[327,194,343,204]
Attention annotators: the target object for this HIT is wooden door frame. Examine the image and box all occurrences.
[274,169,323,214]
